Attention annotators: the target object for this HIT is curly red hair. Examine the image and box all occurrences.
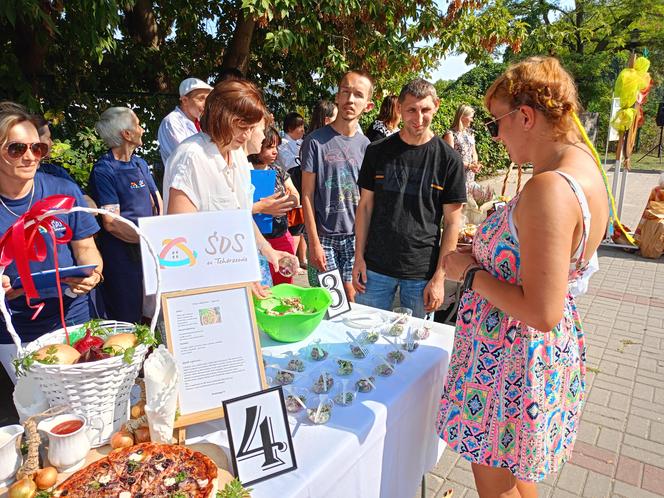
[485,57,582,138]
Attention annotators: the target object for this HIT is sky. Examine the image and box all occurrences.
[429,54,475,82]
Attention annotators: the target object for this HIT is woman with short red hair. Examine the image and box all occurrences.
[163,79,297,294]
[439,57,609,497]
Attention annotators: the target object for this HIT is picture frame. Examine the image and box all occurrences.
[223,386,297,487]
[161,283,268,429]
[317,268,351,318]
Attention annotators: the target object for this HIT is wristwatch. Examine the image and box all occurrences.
[462,266,482,292]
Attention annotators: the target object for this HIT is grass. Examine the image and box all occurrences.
[626,153,664,171]
[602,153,664,173]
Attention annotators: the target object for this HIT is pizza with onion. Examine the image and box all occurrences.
[52,442,218,498]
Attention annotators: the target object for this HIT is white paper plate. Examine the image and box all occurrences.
[342,311,386,329]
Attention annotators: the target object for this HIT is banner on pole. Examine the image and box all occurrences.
[609,97,621,142]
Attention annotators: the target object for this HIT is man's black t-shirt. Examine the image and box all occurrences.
[357,133,467,280]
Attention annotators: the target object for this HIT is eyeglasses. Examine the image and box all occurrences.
[5,142,49,159]
[484,109,519,137]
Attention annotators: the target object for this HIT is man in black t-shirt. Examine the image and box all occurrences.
[352,78,466,318]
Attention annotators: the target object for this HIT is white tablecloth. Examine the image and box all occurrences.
[186,304,455,498]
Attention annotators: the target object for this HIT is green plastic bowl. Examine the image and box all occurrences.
[253,284,332,343]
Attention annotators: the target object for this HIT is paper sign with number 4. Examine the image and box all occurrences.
[223,386,297,486]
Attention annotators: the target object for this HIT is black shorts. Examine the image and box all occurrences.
[288,223,305,236]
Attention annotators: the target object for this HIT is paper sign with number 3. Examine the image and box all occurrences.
[317,268,351,318]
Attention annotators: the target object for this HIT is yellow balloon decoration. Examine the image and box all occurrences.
[611,108,637,132]
[633,55,650,73]
[614,68,641,108]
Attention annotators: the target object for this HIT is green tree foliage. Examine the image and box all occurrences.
[500,0,663,152]
[0,0,525,180]
[434,67,512,178]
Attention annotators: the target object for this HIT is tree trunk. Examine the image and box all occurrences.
[222,13,256,74]
[574,1,584,55]
[13,22,47,84]
[124,0,160,49]
[123,0,167,92]
[11,1,57,93]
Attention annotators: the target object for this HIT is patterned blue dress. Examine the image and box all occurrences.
[437,172,591,481]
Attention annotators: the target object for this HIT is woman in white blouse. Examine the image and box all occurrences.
[164,79,298,294]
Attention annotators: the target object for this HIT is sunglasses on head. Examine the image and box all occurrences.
[484,108,519,137]
[4,142,49,159]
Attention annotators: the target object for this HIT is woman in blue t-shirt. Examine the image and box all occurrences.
[0,105,103,381]
[89,107,162,324]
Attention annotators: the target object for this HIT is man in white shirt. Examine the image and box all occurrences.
[157,77,212,164]
[275,112,305,173]
[275,112,306,265]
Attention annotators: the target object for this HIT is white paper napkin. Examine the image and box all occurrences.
[13,372,49,423]
[143,345,179,444]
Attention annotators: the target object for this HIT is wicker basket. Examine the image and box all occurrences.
[1,205,162,448]
[21,322,149,446]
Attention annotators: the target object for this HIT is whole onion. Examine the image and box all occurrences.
[9,476,37,498]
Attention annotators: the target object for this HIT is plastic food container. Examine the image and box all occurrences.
[358,329,380,344]
[386,307,412,337]
[306,396,333,424]
[346,338,372,359]
[332,381,358,407]
[354,373,377,393]
[306,339,330,362]
[386,349,406,365]
[286,357,306,373]
[283,386,309,414]
[310,370,335,394]
[266,365,300,386]
[401,333,420,352]
[370,355,395,377]
[334,356,355,376]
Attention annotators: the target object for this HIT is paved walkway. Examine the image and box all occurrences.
[419,169,664,497]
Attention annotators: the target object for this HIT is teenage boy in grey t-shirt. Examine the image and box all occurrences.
[301,70,375,302]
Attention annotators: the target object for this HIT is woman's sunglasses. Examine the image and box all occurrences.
[484,109,519,137]
[4,142,49,159]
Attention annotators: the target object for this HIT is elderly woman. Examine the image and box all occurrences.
[439,57,609,497]
[0,104,102,382]
[164,79,298,295]
[89,107,162,323]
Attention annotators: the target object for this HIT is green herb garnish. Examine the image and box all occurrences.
[175,471,188,483]
[134,323,157,347]
[216,478,252,498]
[89,481,101,490]
[13,352,36,377]
[85,319,105,336]
[123,346,135,364]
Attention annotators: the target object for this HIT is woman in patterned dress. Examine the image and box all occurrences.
[438,57,609,497]
[443,104,480,184]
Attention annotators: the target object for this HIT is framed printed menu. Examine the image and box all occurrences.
[161,284,268,428]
